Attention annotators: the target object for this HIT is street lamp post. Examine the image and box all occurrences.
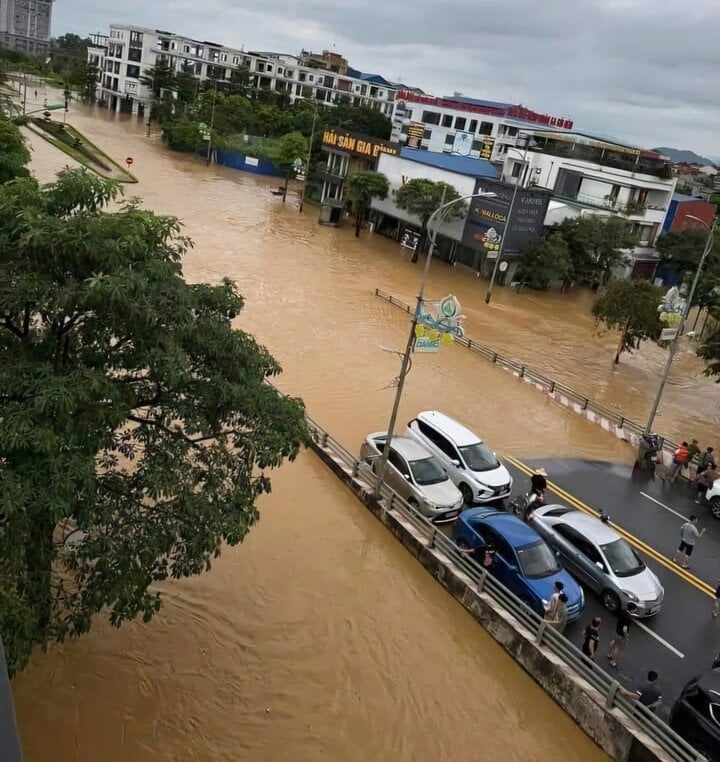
[298,101,319,214]
[372,191,492,497]
[645,215,715,433]
[484,138,532,304]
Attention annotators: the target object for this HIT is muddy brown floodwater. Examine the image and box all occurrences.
[17,92,713,760]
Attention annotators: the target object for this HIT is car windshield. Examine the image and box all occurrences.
[458,442,499,471]
[599,539,645,577]
[409,456,448,486]
[516,541,560,579]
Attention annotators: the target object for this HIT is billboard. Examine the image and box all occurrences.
[452,131,473,156]
[321,129,399,162]
[407,122,425,149]
[461,180,551,256]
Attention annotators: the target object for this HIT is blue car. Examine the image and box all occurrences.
[453,508,584,622]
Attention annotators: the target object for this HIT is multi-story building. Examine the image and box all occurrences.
[390,90,574,165]
[88,24,419,119]
[502,129,676,251]
[0,0,53,55]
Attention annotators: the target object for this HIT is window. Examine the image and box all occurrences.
[508,127,518,137]
[469,119,477,132]
[184,45,190,53]
[408,456,447,486]
[126,64,140,78]
[554,525,587,553]
[387,450,408,477]
[232,55,239,64]
[114,61,120,74]
[129,31,143,44]
[511,162,521,178]
[482,528,514,564]
[599,539,645,577]
[442,114,453,128]
[454,116,466,130]
[444,134,454,145]
[472,140,483,152]
[479,121,493,135]
[416,421,457,461]
[516,541,560,578]
[458,443,498,472]
[128,48,142,62]
[421,110,441,125]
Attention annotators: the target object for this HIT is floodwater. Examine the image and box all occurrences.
[13,90,711,761]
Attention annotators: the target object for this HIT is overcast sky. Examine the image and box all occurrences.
[55,0,720,157]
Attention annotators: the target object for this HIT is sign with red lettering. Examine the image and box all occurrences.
[125,156,134,167]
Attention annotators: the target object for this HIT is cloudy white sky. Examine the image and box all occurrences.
[55,0,720,157]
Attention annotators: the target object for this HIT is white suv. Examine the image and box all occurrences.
[406,411,512,505]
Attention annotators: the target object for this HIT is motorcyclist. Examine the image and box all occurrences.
[525,471,547,518]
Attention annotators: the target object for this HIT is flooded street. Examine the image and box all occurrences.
[11,96,709,760]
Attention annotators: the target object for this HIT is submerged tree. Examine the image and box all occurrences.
[592,278,663,363]
[0,169,311,674]
[270,131,307,202]
[394,179,466,264]
[346,170,389,237]
[515,233,573,290]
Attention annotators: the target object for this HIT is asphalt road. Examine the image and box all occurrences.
[501,455,720,719]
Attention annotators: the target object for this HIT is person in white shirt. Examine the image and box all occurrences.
[672,515,706,568]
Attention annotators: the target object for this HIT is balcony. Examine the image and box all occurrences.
[314,162,346,182]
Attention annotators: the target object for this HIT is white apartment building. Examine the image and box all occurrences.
[390,90,575,165]
[0,0,53,55]
[88,24,415,119]
[503,130,676,250]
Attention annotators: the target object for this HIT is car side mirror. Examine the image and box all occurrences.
[451,459,461,468]
[595,561,604,570]
[508,564,519,574]
[403,473,411,481]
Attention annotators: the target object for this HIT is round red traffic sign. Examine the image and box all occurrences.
[125,156,134,167]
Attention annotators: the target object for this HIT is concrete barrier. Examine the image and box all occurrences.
[309,437,681,762]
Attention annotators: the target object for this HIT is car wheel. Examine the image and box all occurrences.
[709,496,720,519]
[459,483,474,505]
[407,497,419,509]
[456,538,471,551]
[602,590,621,613]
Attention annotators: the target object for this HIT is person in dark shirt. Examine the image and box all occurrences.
[606,605,635,668]
[582,616,602,660]
[636,671,662,712]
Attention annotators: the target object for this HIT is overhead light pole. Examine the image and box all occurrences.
[485,135,533,304]
[373,190,495,497]
[205,80,218,166]
[645,215,715,433]
[298,99,319,213]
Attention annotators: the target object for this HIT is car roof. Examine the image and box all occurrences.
[416,411,482,447]
[462,508,541,546]
[554,509,619,544]
[371,432,432,461]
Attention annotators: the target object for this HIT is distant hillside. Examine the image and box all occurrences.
[654,147,716,167]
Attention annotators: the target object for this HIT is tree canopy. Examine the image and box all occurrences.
[269,131,307,201]
[0,117,30,184]
[346,170,389,237]
[516,233,572,290]
[655,228,715,278]
[0,169,311,674]
[592,278,663,363]
[394,179,466,263]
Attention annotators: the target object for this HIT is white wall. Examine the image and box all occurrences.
[371,154,478,242]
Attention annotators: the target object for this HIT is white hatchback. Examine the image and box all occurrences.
[406,411,512,505]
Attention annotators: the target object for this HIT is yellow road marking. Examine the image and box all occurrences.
[505,454,715,598]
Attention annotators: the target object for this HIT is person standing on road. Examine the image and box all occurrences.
[669,441,690,483]
[548,593,569,634]
[606,605,634,668]
[697,447,716,475]
[687,439,701,465]
[636,671,663,712]
[695,464,718,504]
[581,616,602,660]
[672,515,706,568]
[544,580,564,622]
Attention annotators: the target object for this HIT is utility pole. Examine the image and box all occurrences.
[205,81,218,167]
[298,101,319,213]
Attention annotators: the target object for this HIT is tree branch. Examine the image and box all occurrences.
[1,317,25,339]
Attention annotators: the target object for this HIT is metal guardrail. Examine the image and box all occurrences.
[374,288,680,454]
[303,412,706,762]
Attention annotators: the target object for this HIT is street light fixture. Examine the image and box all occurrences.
[485,136,534,304]
[373,190,496,497]
[645,214,715,433]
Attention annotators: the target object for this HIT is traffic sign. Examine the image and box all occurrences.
[125,156,134,167]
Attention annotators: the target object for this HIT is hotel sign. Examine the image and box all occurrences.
[321,129,399,162]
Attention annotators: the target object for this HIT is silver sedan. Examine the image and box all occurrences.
[528,504,664,617]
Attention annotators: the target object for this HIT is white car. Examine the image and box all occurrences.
[360,432,464,522]
[406,411,512,505]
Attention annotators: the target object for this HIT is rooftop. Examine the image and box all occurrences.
[399,148,498,179]
[672,192,700,202]
[444,93,515,111]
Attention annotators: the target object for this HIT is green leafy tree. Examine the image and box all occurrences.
[161,118,202,152]
[592,278,663,363]
[330,103,392,140]
[346,170,389,237]
[50,34,91,76]
[516,233,573,290]
[0,117,30,183]
[697,307,720,379]
[655,228,714,278]
[140,62,177,125]
[394,179,466,264]
[0,169,311,674]
[270,131,307,202]
[80,62,100,104]
[557,215,638,283]
[174,61,199,110]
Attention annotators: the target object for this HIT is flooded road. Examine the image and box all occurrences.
[10,94,704,760]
